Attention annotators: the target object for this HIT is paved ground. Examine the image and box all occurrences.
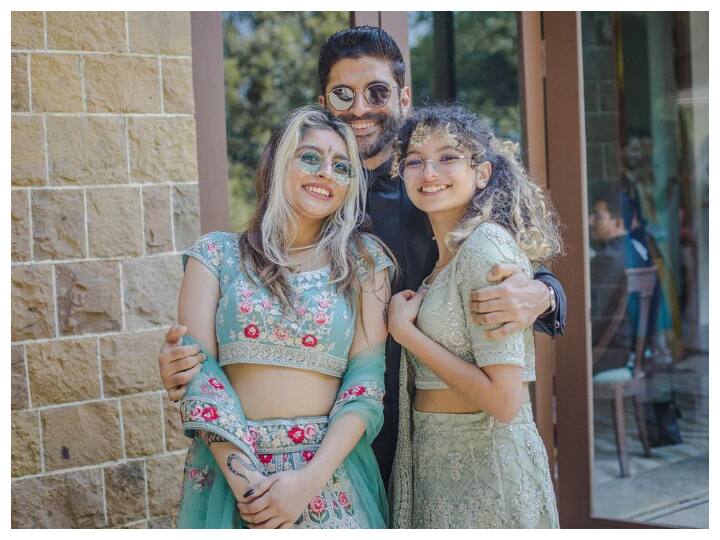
[591,353,709,528]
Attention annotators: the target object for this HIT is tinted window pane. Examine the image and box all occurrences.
[583,11,708,528]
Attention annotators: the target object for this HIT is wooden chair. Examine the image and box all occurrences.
[593,266,657,477]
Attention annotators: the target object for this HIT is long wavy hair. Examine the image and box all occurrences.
[393,103,564,263]
[239,105,387,309]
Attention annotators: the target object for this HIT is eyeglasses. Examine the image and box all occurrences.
[296,150,354,185]
[326,83,399,111]
[397,154,476,182]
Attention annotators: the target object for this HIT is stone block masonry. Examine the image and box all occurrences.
[11,11,202,528]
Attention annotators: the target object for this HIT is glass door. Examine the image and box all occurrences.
[581,12,708,527]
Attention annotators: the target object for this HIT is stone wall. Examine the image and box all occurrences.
[11,12,200,528]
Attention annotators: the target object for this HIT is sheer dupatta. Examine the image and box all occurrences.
[389,348,415,528]
[176,335,389,528]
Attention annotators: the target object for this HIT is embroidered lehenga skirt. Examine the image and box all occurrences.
[409,404,559,528]
[391,354,559,529]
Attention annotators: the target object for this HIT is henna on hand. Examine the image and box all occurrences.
[199,431,227,446]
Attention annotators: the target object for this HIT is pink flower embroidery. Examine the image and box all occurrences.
[208,377,224,390]
[338,492,351,509]
[189,468,202,480]
[296,306,307,316]
[315,313,329,325]
[258,454,273,464]
[248,427,259,442]
[309,496,326,515]
[274,327,289,341]
[348,386,366,396]
[190,406,203,419]
[238,301,252,314]
[206,243,218,253]
[261,298,272,310]
[317,299,330,308]
[288,426,305,444]
[303,425,317,439]
[301,450,315,462]
[244,324,260,339]
[241,288,254,298]
[201,406,219,421]
[301,334,318,348]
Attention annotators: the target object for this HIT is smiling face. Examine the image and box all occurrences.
[403,131,491,221]
[285,128,351,227]
[319,56,410,161]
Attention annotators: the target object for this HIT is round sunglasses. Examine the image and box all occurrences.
[296,150,354,185]
[326,83,399,111]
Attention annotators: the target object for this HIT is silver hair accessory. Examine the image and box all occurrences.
[390,152,401,178]
[498,139,519,157]
[409,122,434,148]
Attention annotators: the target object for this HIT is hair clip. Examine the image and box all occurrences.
[409,122,434,148]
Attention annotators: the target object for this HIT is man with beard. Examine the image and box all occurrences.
[157,26,566,487]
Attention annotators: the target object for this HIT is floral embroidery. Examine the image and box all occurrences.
[348,385,366,396]
[301,334,318,348]
[288,426,305,444]
[207,377,224,390]
[303,425,317,438]
[274,327,289,341]
[315,313,329,325]
[188,466,215,491]
[331,383,384,418]
[239,301,252,314]
[301,450,315,462]
[338,491,351,509]
[308,495,329,523]
[201,406,219,421]
[240,288,254,298]
[258,454,273,464]
[244,324,260,339]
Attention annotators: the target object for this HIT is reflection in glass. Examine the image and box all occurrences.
[583,11,708,528]
[222,12,350,230]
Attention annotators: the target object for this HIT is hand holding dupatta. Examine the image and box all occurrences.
[238,265,391,528]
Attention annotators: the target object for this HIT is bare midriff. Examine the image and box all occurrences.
[414,382,531,414]
[224,363,341,420]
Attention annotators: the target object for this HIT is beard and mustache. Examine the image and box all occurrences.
[337,111,402,160]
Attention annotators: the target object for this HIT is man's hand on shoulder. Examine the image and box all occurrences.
[159,323,206,402]
[470,264,551,339]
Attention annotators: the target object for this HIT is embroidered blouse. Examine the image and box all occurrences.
[182,231,394,379]
[408,222,536,389]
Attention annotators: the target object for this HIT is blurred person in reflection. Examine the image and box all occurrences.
[387,104,561,528]
[175,105,394,528]
[589,189,654,377]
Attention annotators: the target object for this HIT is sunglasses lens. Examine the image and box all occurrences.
[298,151,321,173]
[328,87,354,111]
[365,84,391,107]
[333,161,353,183]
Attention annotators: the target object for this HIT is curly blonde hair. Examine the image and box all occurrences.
[394,103,564,263]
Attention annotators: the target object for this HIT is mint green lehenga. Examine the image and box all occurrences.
[390,223,560,529]
[175,231,392,528]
